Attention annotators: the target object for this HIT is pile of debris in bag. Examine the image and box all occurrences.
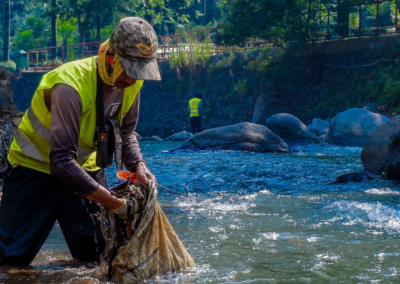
[97,178,195,283]
[0,68,25,188]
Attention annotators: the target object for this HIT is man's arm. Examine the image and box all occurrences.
[49,84,123,210]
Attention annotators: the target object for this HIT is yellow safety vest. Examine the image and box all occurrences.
[189,98,201,117]
[8,56,143,174]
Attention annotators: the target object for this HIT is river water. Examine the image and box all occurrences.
[1,141,400,283]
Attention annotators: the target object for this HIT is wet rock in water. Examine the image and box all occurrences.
[361,116,400,174]
[325,108,389,147]
[318,134,327,143]
[175,122,289,153]
[376,130,400,180]
[307,118,330,136]
[251,93,288,124]
[265,113,319,144]
[164,131,192,141]
[141,135,163,141]
[330,172,374,184]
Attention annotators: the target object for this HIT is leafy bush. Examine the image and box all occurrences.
[44,57,63,65]
[383,80,400,106]
[170,39,212,68]
[0,61,16,71]
[234,79,248,97]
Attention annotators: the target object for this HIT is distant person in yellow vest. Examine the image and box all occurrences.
[0,17,161,266]
[188,93,203,134]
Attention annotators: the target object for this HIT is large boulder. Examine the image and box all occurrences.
[325,108,389,147]
[361,116,400,174]
[265,113,319,143]
[251,94,288,124]
[307,118,330,136]
[377,130,400,180]
[164,131,192,141]
[175,122,289,153]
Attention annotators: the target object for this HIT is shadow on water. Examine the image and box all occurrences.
[2,141,400,283]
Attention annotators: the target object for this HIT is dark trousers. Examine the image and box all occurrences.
[0,164,106,266]
[190,116,201,134]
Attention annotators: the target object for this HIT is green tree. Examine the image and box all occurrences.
[11,16,50,51]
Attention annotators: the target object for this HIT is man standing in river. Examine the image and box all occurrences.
[0,17,160,266]
[188,92,203,134]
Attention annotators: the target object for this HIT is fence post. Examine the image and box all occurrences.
[216,29,219,54]
[176,35,179,55]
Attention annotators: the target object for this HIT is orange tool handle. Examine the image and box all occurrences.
[117,171,138,182]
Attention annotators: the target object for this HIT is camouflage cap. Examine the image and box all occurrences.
[109,17,161,81]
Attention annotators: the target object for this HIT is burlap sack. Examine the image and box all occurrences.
[110,180,195,283]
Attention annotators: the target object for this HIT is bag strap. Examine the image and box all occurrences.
[107,119,123,172]
[96,65,107,137]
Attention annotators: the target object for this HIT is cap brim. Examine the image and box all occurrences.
[118,56,161,81]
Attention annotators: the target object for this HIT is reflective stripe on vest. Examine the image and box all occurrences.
[189,98,201,117]
[27,106,50,141]
[14,129,47,163]
[8,56,143,174]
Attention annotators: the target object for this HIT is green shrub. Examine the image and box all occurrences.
[0,61,16,71]
[234,79,248,97]
[44,57,63,65]
[383,79,400,106]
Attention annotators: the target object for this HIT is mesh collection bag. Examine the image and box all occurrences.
[98,179,195,283]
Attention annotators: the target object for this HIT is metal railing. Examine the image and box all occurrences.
[27,41,102,69]
[26,0,400,67]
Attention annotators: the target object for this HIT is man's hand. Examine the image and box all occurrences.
[135,161,156,185]
[112,198,140,220]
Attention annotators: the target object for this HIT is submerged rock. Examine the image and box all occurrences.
[164,131,192,141]
[175,122,289,153]
[330,172,374,184]
[325,108,389,147]
[265,113,319,143]
[361,116,400,174]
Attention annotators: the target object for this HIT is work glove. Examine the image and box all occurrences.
[112,198,140,220]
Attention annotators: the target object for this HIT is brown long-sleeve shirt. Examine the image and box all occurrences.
[48,81,144,197]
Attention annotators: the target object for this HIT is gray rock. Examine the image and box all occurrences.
[164,131,193,141]
[175,122,289,153]
[307,118,330,136]
[318,134,327,142]
[251,94,288,124]
[361,116,400,174]
[326,108,389,147]
[141,136,163,141]
[265,113,319,143]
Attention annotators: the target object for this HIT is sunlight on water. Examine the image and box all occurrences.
[1,141,400,283]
